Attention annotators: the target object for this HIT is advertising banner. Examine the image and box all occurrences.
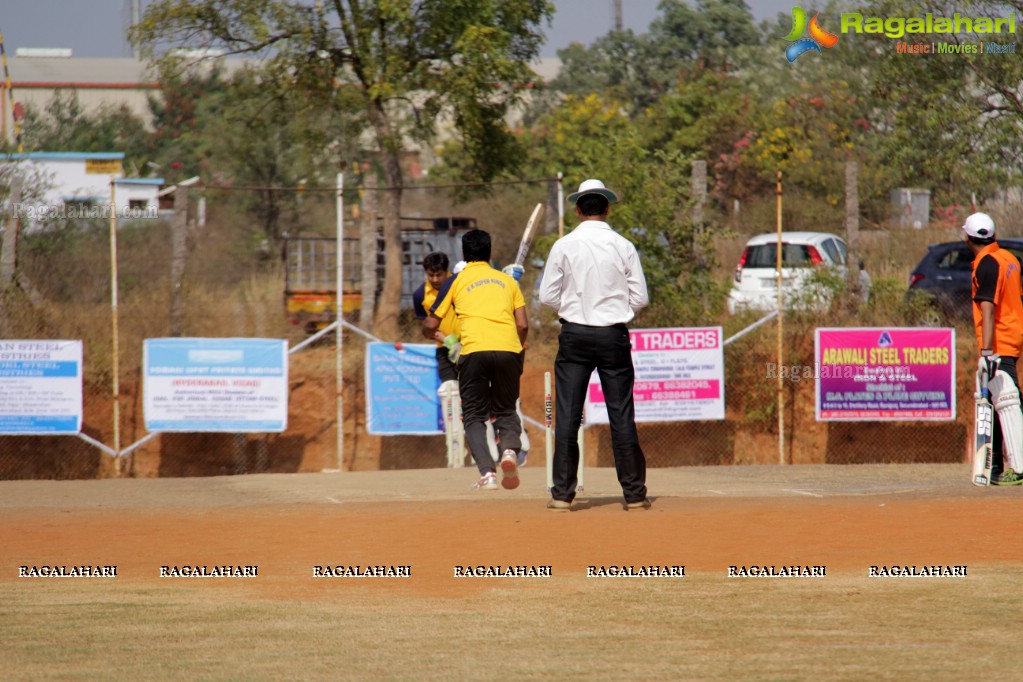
[815,328,955,420]
[144,338,288,432]
[365,342,442,435]
[586,327,725,424]
[0,340,82,434]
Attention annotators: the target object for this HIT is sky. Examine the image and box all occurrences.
[0,0,793,60]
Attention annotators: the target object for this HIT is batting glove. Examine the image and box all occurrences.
[502,264,524,282]
[443,333,462,363]
[978,352,1000,381]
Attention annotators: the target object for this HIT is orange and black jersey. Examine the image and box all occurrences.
[972,242,1023,358]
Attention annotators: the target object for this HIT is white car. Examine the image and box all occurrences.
[727,232,870,314]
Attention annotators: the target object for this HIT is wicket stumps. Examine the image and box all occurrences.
[544,371,585,492]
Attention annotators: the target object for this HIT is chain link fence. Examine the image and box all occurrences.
[0,180,980,480]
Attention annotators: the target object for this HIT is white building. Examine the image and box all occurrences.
[1,151,163,227]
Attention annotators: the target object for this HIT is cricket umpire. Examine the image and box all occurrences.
[538,178,650,510]
[423,229,528,491]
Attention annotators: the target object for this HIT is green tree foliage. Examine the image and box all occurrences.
[206,65,362,243]
[646,0,760,71]
[146,66,227,182]
[132,0,553,339]
[519,93,726,324]
[20,92,151,172]
[868,0,1023,206]
[550,0,760,114]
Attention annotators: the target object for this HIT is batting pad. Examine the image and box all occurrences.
[990,370,1023,473]
[485,421,500,462]
[485,400,530,462]
[437,381,465,467]
[436,380,459,399]
[517,399,531,454]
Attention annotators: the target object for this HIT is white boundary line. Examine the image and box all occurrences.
[784,488,825,498]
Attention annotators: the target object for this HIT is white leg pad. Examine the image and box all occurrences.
[486,419,500,462]
[990,370,1023,473]
[517,399,530,453]
[437,381,464,467]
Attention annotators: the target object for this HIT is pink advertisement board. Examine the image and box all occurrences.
[586,327,724,423]
[814,328,956,421]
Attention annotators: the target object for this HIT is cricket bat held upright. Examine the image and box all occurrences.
[972,368,994,486]
[514,203,545,268]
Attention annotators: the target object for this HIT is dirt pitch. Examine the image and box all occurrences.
[3,463,1023,681]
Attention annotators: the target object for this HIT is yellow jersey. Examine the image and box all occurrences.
[431,261,524,355]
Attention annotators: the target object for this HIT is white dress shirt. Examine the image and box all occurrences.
[538,220,649,326]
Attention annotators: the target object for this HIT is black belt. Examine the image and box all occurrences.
[559,318,628,331]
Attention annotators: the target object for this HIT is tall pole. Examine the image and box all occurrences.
[776,171,784,465]
[845,161,861,301]
[0,30,22,151]
[557,172,565,238]
[131,0,141,59]
[0,176,22,288]
[109,179,122,473]
[169,186,188,336]
[335,171,344,471]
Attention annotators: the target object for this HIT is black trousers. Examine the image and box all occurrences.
[991,355,1019,478]
[458,350,523,474]
[551,322,646,503]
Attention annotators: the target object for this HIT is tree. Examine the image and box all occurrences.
[146,66,227,183]
[202,65,361,243]
[132,0,553,339]
[868,0,1023,208]
[744,0,1023,219]
[646,0,760,73]
[637,70,765,213]
[20,92,151,173]
[516,93,726,324]
[549,0,760,114]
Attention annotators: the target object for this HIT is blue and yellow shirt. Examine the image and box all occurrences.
[412,273,459,344]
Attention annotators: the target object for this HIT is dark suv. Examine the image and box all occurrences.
[907,239,1023,324]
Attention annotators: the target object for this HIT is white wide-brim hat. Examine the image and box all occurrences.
[567,178,619,204]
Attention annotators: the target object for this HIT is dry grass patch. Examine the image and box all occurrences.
[3,568,1020,681]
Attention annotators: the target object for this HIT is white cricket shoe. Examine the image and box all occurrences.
[499,450,520,490]
[473,472,498,490]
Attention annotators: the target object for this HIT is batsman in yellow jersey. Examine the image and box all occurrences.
[413,252,465,467]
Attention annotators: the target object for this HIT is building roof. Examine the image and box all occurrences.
[3,151,126,160]
[6,56,255,88]
[8,57,157,86]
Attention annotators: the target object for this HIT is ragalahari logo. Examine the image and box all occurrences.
[785,7,839,61]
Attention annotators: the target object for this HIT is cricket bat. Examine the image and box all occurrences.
[513,203,545,268]
[972,368,994,486]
